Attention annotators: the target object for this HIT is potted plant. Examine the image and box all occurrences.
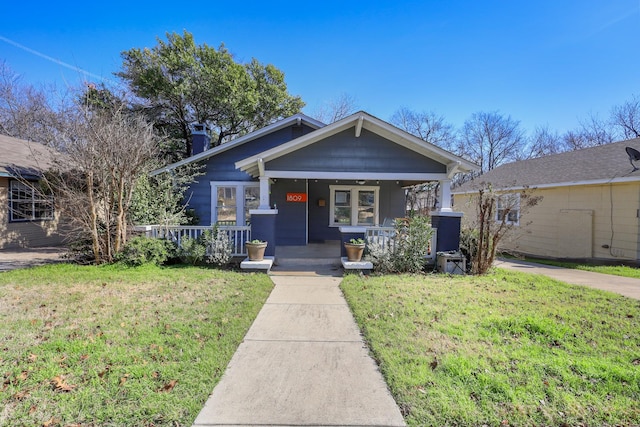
[344,237,366,262]
[245,239,268,261]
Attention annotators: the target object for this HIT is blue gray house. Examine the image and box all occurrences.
[151,111,477,262]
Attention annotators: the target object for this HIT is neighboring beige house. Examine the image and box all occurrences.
[0,134,64,249]
[453,138,640,264]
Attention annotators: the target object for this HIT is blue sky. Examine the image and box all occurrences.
[1,1,639,135]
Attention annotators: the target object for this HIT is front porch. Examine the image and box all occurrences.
[137,225,439,273]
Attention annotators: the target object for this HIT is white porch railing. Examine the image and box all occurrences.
[134,225,251,257]
[365,226,437,262]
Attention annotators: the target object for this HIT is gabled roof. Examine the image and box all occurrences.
[0,134,56,179]
[454,137,640,193]
[235,111,479,177]
[150,113,325,176]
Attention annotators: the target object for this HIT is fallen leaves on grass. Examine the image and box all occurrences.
[51,375,76,392]
[42,417,59,426]
[158,379,177,393]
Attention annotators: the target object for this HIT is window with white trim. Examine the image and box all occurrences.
[329,185,379,226]
[9,180,54,222]
[211,182,259,225]
[496,193,520,225]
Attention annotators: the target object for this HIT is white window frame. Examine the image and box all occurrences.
[9,180,54,222]
[329,185,379,227]
[210,181,259,226]
[496,193,520,226]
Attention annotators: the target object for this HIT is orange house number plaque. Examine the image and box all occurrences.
[286,193,307,202]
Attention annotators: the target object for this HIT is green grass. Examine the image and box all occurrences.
[341,270,640,427]
[506,255,640,279]
[0,263,273,427]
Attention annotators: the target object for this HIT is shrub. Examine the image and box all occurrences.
[178,228,232,267]
[178,235,207,265]
[459,227,478,273]
[116,236,176,266]
[366,215,434,274]
[206,228,233,267]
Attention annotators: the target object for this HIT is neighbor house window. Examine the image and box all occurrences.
[211,182,259,226]
[496,193,520,225]
[9,180,54,222]
[329,185,379,226]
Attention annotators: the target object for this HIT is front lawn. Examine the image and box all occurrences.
[341,270,640,426]
[0,264,273,427]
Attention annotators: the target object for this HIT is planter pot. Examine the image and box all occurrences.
[246,241,268,261]
[344,243,365,262]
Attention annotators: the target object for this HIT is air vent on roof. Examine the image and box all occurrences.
[625,147,640,171]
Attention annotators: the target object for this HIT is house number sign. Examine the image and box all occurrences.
[286,193,307,202]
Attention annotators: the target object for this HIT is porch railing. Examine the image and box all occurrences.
[365,226,437,262]
[134,225,251,257]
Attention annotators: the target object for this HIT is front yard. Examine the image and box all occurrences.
[2,263,639,426]
[0,264,273,426]
[341,270,640,426]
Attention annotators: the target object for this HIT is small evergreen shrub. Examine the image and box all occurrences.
[178,235,207,265]
[459,227,479,273]
[116,236,176,266]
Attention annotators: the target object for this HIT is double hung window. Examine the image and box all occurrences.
[9,180,54,222]
[329,185,379,226]
[212,182,259,225]
[496,193,520,225]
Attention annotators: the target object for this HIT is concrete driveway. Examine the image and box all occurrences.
[495,258,640,300]
[0,247,68,272]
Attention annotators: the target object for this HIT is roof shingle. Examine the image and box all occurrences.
[454,137,640,193]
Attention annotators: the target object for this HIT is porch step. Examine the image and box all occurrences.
[275,257,340,266]
[269,257,343,276]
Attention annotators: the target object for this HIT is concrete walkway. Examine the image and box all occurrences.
[192,272,406,427]
[495,258,640,300]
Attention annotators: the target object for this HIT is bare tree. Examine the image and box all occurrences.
[311,93,359,123]
[47,106,159,263]
[390,107,456,151]
[458,111,525,174]
[611,94,640,139]
[525,125,565,159]
[0,61,70,147]
[468,183,541,274]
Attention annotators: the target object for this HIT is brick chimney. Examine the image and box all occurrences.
[191,123,210,155]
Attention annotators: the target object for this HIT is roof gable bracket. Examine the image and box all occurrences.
[355,115,364,137]
[447,161,461,178]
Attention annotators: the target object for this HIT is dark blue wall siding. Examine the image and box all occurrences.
[184,124,316,225]
[271,179,307,245]
[267,128,447,173]
[308,180,337,242]
[307,180,406,243]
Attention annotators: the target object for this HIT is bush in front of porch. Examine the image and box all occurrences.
[365,215,434,274]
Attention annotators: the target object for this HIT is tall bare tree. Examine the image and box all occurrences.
[311,93,359,124]
[525,125,564,159]
[0,61,69,147]
[390,107,456,151]
[48,106,159,263]
[611,94,640,139]
[459,111,525,174]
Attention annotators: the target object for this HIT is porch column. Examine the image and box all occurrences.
[259,176,270,209]
[432,178,463,252]
[439,179,453,212]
